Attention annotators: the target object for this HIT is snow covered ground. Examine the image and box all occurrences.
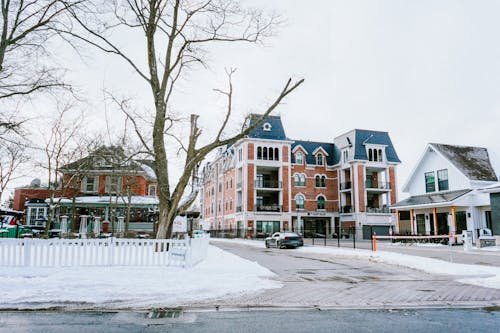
[0,245,280,310]
[3,238,500,310]
[211,238,500,290]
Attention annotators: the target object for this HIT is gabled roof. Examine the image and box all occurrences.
[61,146,157,180]
[430,143,498,182]
[246,114,287,141]
[291,140,340,165]
[392,189,472,208]
[354,129,401,163]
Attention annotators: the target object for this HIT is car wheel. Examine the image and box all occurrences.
[265,241,270,248]
[277,240,283,249]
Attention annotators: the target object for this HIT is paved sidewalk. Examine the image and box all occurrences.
[303,239,500,267]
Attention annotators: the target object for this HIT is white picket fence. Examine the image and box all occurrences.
[0,235,209,268]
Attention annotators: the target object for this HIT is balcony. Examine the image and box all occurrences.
[365,180,391,190]
[340,182,352,190]
[255,204,282,212]
[341,205,352,214]
[366,206,390,214]
[255,179,282,189]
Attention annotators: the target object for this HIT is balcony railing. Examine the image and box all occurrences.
[366,206,390,213]
[236,205,242,212]
[255,204,282,212]
[341,205,352,213]
[340,182,352,190]
[255,179,282,189]
[365,181,391,190]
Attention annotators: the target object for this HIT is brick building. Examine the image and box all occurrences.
[16,146,159,231]
[200,114,401,239]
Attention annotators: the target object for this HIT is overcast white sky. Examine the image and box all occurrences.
[6,0,500,200]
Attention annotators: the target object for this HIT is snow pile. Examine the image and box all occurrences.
[211,238,500,290]
[0,245,280,309]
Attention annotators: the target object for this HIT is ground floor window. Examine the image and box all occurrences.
[485,211,492,230]
[256,221,280,237]
[456,211,467,234]
[416,214,425,234]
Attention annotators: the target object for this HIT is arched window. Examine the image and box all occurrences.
[257,147,262,160]
[300,174,306,186]
[296,194,305,209]
[321,176,326,187]
[368,149,373,161]
[296,152,303,164]
[317,196,325,210]
[378,149,383,162]
[294,174,300,186]
[317,153,323,165]
[315,175,321,187]
[269,147,274,160]
[374,149,378,162]
[274,148,279,161]
[263,147,268,160]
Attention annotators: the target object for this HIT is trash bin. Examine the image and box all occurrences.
[103,220,109,233]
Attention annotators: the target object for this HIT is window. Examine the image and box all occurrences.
[321,176,326,187]
[437,169,448,191]
[257,147,262,160]
[317,153,323,165]
[105,176,122,194]
[425,171,435,193]
[373,149,378,162]
[274,148,279,161]
[81,176,98,193]
[296,152,303,164]
[262,122,272,131]
[263,147,268,160]
[28,207,47,226]
[343,150,348,163]
[299,174,306,186]
[148,184,157,196]
[315,175,321,187]
[295,194,305,209]
[317,196,325,210]
[368,149,373,161]
[294,174,300,186]
[378,149,383,162]
[269,147,274,160]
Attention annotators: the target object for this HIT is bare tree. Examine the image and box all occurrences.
[67,0,303,238]
[0,0,82,133]
[38,103,93,236]
[0,141,28,201]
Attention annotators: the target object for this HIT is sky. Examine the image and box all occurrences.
[5,0,500,200]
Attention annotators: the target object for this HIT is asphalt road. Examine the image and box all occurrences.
[207,241,500,309]
[1,308,500,333]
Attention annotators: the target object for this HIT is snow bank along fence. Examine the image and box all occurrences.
[0,235,209,268]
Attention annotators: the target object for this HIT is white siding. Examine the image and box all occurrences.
[406,148,471,196]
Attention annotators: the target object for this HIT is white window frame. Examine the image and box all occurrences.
[148,184,157,196]
[81,176,98,193]
[105,175,122,194]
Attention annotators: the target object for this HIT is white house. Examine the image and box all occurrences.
[392,143,497,244]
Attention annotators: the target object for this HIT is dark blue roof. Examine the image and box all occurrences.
[291,140,340,165]
[354,130,401,163]
[247,114,288,141]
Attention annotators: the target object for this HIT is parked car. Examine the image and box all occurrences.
[265,232,303,249]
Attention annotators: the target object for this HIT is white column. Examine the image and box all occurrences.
[79,215,88,239]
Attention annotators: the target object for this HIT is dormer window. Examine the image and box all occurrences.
[262,122,272,132]
[317,153,323,166]
[296,152,303,164]
[367,147,384,162]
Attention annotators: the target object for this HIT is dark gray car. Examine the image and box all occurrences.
[265,232,303,249]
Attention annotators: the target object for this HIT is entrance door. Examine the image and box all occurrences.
[437,213,449,235]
